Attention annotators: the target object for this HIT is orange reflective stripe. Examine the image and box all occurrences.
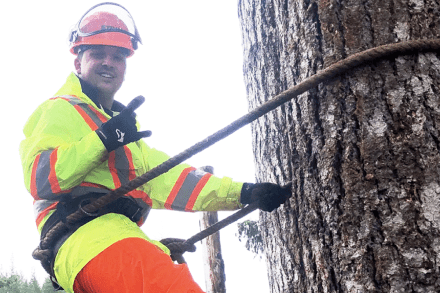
[87,104,107,123]
[123,146,137,180]
[74,105,99,130]
[129,191,152,225]
[33,150,55,199]
[165,167,196,210]
[48,148,62,193]
[52,96,108,131]
[79,182,109,189]
[33,94,154,229]
[129,190,152,207]
[114,147,130,185]
[185,173,212,211]
[33,149,72,199]
[35,202,57,227]
[50,97,70,102]
[166,168,211,211]
[108,151,121,188]
[31,154,41,200]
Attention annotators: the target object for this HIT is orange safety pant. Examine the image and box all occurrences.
[72,237,205,293]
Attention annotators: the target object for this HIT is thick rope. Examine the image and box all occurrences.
[33,38,440,262]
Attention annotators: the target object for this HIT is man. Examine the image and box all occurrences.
[20,3,291,293]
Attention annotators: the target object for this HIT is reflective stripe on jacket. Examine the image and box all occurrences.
[20,73,243,292]
[28,94,153,229]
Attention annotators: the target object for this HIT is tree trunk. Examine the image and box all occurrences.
[199,166,226,293]
[238,0,440,292]
[200,211,226,293]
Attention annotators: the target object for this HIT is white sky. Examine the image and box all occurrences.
[0,1,270,292]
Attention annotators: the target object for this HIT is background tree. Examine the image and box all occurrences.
[41,278,63,293]
[237,220,264,257]
[238,0,440,292]
[28,275,42,293]
[0,272,38,293]
[0,270,64,293]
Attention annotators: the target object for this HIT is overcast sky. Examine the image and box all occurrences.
[0,0,270,292]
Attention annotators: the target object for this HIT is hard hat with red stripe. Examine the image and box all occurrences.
[69,2,142,57]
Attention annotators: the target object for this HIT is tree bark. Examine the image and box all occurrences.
[238,0,440,292]
[199,166,226,293]
[200,211,226,293]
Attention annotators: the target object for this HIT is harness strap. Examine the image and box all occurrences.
[38,193,143,290]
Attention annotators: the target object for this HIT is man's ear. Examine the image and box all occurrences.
[74,58,81,74]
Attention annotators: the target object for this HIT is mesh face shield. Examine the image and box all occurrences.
[69,2,142,55]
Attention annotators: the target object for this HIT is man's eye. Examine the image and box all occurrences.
[113,55,125,62]
[91,52,105,59]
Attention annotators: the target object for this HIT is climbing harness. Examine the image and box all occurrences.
[37,194,144,289]
[33,38,440,271]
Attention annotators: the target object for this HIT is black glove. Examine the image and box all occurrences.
[96,96,152,152]
[159,238,197,263]
[240,182,292,212]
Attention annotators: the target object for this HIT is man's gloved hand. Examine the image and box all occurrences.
[159,238,196,263]
[240,182,292,212]
[96,96,152,152]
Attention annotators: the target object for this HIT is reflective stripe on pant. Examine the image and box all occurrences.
[73,237,204,293]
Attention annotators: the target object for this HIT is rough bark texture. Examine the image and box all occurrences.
[199,166,226,293]
[200,211,226,293]
[238,0,440,292]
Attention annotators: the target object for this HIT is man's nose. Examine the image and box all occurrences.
[101,55,113,67]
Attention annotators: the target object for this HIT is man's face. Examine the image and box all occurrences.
[75,46,127,99]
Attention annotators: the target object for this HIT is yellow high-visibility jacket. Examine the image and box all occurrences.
[19,73,244,292]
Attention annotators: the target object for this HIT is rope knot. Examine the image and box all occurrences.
[32,247,52,261]
[160,238,197,264]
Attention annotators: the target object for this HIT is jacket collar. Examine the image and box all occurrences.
[54,73,126,116]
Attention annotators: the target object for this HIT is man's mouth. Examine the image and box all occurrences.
[98,72,115,79]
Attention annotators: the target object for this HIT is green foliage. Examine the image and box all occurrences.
[237,220,264,257]
[0,273,28,293]
[0,271,64,293]
[41,278,61,293]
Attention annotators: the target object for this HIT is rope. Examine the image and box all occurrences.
[163,182,292,263]
[33,38,440,263]
[162,201,260,264]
